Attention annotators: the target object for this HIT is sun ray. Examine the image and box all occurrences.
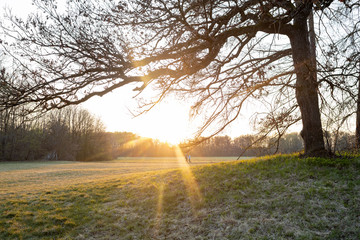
[120,137,154,156]
[174,145,203,212]
[153,182,165,237]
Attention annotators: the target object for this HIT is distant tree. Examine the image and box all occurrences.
[1,0,356,156]
[234,135,256,150]
[44,106,108,161]
[0,65,42,160]
[108,132,141,157]
[45,115,74,160]
[335,131,355,151]
[278,132,303,153]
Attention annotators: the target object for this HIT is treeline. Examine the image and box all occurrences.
[1,104,356,161]
[107,131,356,158]
[108,132,178,158]
[190,132,355,157]
[190,134,303,157]
[0,106,109,161]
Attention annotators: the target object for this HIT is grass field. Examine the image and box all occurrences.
[1,155,359,239]
[0,157,245,196]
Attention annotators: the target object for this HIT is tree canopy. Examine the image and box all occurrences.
[1,0,359,156]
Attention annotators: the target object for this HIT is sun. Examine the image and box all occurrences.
[136,101,193,145]
[82,87,195,144]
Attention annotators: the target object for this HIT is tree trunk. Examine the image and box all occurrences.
[356,73,360,148]
[308,10,317,82]
[289,9,326,156]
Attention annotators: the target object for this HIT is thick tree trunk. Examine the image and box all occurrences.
[308,10,317,82]
[289,9,326,156]
[356,74,360,148]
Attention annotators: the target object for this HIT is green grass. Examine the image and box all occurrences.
[1,155,359,239]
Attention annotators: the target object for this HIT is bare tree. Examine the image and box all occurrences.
[0,0,355,156]
[315,1,360,150]
[43,106,107,161]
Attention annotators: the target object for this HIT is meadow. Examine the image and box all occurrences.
[0,157,244,196]
[1,155,359,239]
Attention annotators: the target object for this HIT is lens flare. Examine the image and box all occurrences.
[154,182,165,236]
[174,145,203,211]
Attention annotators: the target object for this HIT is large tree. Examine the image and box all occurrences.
[0,0,353,156]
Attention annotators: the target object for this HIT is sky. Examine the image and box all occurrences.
[0,0,298,144]
[80,85,255,144]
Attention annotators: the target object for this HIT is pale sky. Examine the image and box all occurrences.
[81,85,255,143]
[0,0,297,143]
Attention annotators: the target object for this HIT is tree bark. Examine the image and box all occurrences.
[356,73,360,148]
[308,10,317,82]
[289,9,326,156]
